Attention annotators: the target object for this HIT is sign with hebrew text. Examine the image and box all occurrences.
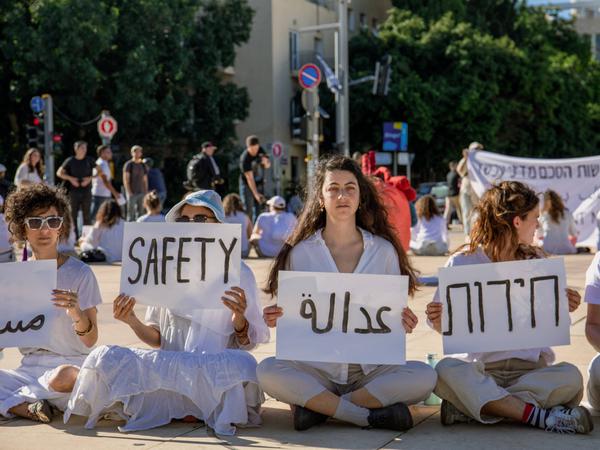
[120,223,241,313]
[439,258,570,354]
[0,260,57,348]
[276,271,407,365]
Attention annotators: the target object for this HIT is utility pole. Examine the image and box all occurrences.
[335,0,349,157]
[42,94,55,185]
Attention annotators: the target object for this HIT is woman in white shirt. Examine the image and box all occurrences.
[223,193,252,257]
[80,199,124,262]
[538,190,577,255]
[136,190,165,223]
[584,252,600,413]
[258,155,436,432]
[410,194,448,256]
[426,181,591,434]
[250,195,297,258]
[14,148,44,189]
[1,184,101,423]
[65,190,270,435]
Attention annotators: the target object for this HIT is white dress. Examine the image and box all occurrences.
[80,219,125,262]
[65,262,270,435]
[0,257,102,416]
[410,215,448,256]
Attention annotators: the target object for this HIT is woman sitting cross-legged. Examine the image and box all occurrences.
[65,190,270,435]
[0,184,101,423]
[258,155,437,432]
[426,181,592,434]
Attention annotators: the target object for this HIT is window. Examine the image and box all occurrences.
[359,13,367,29]
[314,36,324,56]
[289,31,300,71]
[348,8,355,32]
[595,34,600,61]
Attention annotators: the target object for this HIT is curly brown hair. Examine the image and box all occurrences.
[96,199,122,227]
[265,155,419,297]
[543,190,565,224]
[4,184,71,241]
[223,193,246,216]
[416,195,440,221]
[462,181,540,262]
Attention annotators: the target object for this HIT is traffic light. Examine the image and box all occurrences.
[52,133,63,156]
[372,54,392,96]
[26,115,44,149]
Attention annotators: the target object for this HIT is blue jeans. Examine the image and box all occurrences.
[91,195,111,221]
[240,183,256,221]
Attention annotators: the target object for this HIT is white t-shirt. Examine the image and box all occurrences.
[411,215,447,246]
[255,211,297,257]
[81,219,125,262]
[431,248,555,365]
[21,256,102,357]
[224,211,251,255]
[137,213,165,223]
[538,211,576,255]
[585,251,600,305]
[92,158,111,198]
[14,164,42,186]
[285,228,402,384]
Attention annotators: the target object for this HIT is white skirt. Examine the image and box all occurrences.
[64,345,264,435]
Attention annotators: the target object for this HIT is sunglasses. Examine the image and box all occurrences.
[24,216,64,230]
[175,214,217,223]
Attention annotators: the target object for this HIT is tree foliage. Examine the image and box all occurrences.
[350,2,600,180]
[0,0,253,199]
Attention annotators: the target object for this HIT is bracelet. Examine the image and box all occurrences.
[234,320,249,335]
[73,318,94,336]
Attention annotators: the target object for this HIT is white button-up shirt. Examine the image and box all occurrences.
[285,228,403,384]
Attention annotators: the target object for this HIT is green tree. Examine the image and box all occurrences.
[0,0,253,201]
[349,3,600,181]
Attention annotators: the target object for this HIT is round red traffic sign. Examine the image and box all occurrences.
[97,116,118,139]
[272,142,283,158]
[298,63,322,90]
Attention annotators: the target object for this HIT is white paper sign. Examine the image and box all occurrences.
[467,150,600,246]
[276,271,407,365]
[120,222,241,312]
[0,260,57,348]
[439,258,570,354]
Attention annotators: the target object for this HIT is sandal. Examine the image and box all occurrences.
[27,400,53,423]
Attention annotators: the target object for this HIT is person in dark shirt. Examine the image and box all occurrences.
[123,145,148,221]
[143,157,167,208]
[184,142,224,192]
[0,163,15,200]
[239,135,270,221]
[56,141,97,237]
[444,160,463,226]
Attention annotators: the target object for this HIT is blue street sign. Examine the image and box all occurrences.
[298,63,322,90]
[30,96,45,114]
[382,122,408,152]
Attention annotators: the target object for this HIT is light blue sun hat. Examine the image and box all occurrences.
[165,190,226,223]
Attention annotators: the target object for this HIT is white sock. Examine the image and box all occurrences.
[333,398,369,427]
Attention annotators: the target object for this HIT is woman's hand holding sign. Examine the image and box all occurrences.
[401,307,418,333]
[426,302,442,333]
[222,287,250,345]
[566,288,581,313]
[113,294,138,325]
[263,305,283,328]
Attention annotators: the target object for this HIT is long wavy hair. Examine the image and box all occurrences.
[463,181,540,261]
[543,190,565,224]
[223,193,245,216]
[266,155,418,296]
[416,195,440,221]
[96,199,122,228]
[22,148,44,179]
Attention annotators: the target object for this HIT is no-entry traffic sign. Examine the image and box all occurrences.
[97,115,118,140]
[298,63,322,90]
[272,142,283,158]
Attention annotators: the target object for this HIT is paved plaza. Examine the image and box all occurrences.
[1,230,599,449]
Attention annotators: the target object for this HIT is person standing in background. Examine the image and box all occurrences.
[143,157,167,208]
[56,141,96,238]
[444,161,462,227]
[123,145,148,221]
[14,148,44,189]
[456,142,483,238]
[91,145,121,219]
[239,135,269,221]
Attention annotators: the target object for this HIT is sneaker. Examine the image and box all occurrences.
[545,406,594,434]
[27,400,53,423]
[293,405,328,431]
[367,402,413,431]
[440,400,472,426]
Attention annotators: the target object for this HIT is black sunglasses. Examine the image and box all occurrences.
[175,214,217,223]
[24,216,64,230]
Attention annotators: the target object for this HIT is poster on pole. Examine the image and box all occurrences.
[276,271,408,365]
[0,260,57,348]
[120,223,241,314]
[439,258,570,355]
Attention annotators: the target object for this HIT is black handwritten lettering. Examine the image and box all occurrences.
[143,238,159,285]
[0,314,45,334]
[161,237,176,284]
[444,283,471,336]
[474,281,484,332]
[218,238,237,284]
[530,275,560,327]
[375,307,392,334]
[177,237,191,283]
[193,237,215,281]
[300,293,334,334]
[342,291,350,333]
[127,237,145,284]
[487,279,512,331]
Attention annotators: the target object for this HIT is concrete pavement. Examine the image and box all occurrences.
[1,229,599,449]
